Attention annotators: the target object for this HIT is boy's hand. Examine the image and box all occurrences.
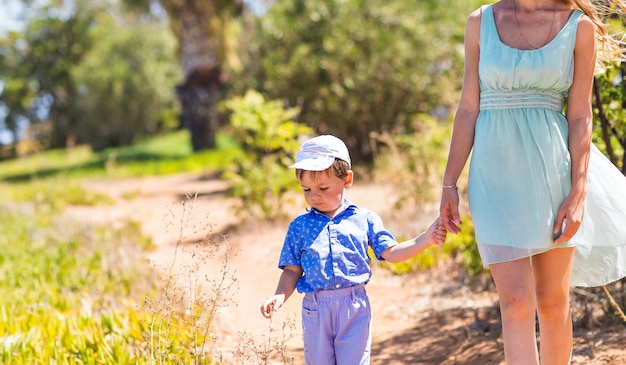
[430,217,448,245]
[260,294,285,318]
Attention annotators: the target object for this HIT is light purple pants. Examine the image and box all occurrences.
[302,285,372,365]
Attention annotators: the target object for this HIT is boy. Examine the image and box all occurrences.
[260,135,446,364]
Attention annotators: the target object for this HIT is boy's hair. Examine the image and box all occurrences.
[295,158,351,181]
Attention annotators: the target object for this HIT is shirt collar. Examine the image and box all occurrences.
[307,199,358,217]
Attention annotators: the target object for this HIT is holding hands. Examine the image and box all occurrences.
[430,217,448,246]
[440,184,462,234]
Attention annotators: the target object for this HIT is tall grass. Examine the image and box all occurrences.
[143,194,238,364]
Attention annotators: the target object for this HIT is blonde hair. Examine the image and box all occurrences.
[295,159,351,181]
[564,0,626,71]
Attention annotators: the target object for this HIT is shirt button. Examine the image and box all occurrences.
[335,284,341,288]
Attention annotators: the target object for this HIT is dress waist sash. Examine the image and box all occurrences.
[480,89,564,112]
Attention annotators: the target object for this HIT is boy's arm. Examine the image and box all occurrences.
[380,218,446,263]
[260,265,303,318]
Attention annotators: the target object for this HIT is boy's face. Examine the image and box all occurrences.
[299,169,353,218]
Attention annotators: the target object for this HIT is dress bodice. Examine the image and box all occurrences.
[478,5,582,95]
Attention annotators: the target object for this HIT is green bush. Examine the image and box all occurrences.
[379,215,487,277]
[222,90,313,221]
[592,65,626,172]
[442,216,486,277]
[235,0,483,162]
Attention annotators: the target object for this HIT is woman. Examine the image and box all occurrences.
[440,1,626,364]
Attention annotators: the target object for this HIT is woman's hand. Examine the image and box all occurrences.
[553,191,585,244]
[440,186,462,234]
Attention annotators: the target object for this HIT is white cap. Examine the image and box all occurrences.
[289,135,351,171]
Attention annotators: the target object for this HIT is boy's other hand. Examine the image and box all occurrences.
[260,295,285,318]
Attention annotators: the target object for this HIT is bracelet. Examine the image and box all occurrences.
[442,183,457,189]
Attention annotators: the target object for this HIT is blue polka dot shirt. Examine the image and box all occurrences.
[278,199,398,294]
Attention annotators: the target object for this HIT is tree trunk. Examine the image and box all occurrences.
[162,0,226,151]
[176,67,222,151]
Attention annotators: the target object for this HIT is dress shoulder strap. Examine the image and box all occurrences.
[560,9,584,50]
[479,4,495,47]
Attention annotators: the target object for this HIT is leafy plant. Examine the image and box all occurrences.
[0,206,155,363]
[222,90,313,221]
[72,20,181,151]
[378,215,486,277]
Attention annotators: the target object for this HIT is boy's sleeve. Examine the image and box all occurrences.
[367,211,398,260]
[277,220,302,269]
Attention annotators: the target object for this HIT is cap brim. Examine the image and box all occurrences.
[289,157,335,171]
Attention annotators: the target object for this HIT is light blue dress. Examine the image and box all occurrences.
[469,4,626,287]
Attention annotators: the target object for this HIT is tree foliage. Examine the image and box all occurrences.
[234,0,482,162]
[593,65,626,173]
[0,9,96,151]
[72,22,181,151]
[0,1,182,155]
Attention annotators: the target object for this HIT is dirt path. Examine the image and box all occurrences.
[71,172,626,365]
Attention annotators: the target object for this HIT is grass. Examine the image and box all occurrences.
[0,206,154,363]
[0,132,297,364]
[0,130,241,182]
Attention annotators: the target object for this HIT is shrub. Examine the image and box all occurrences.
[221,90,313,221]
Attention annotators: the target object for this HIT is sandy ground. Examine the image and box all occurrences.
[69,172,626,365]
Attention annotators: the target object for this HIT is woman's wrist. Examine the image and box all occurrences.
[442,183,457,189]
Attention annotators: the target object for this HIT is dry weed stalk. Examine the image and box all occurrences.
[572,281,626,328]
[601,285,626,322]
[233,314,298,365]
[143,193,300,364]
[144,193,238,364]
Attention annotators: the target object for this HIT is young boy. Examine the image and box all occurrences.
[260,135,446,364]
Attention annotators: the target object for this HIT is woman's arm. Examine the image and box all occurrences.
[440,9,482,234]
[553,16,596,244]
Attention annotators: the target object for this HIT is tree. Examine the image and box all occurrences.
[234,0,481,162]
[0,10,95,151]
[72,22,181,151]
[155,0,244,151]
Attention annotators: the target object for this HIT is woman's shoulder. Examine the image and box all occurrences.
[464,5,486,40]
[576,12,595,31]
[573,12,596,46]
[467,5,486,24]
